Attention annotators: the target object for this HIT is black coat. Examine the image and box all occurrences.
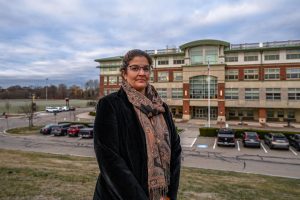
[93,88,181,200]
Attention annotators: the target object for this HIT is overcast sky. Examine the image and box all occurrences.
[0,0,299,88]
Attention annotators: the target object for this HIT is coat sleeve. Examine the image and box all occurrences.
[165,106,182,200]
[94,97,148,200]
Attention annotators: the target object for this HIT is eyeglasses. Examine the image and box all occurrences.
[128,65,152,73]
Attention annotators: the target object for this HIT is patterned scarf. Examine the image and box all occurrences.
[122,81,171,200]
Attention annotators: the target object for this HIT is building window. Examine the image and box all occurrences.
[225,88,239,99]
[190,75,217,99]
[157,88,167,98]
[264,68,280,80]
[173,72,183,81]
[264,54,279,60]
[158,58,169,65]
[246,111,254,117]
[225,70,239,80]
[172,88,183,99]
[225,56,238,62]
[190,47,203,64]
[205,48,218,64]
[244,69,259,80]
[109,88,119,94]
[277,110,284,118]
[109,76,117,84]
[245,88,259,100]
[266,88,281,100]
[288,88,300,100]
[157,71,169,82]
[286,50,300,59]
[102,76,108,85]
[173,59,184,65]
[150,72,154,82]
[229,110,236,117]
[267,110,274,118]
[287,111,295,119]
[286,68,300,79]
[244,55,258,61]
[108,67,118,72]
[104,90,108,96]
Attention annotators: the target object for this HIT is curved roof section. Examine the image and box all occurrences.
[180,39,230,50]
[95,56,123,62]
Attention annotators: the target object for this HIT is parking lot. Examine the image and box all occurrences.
[1,113,300,178]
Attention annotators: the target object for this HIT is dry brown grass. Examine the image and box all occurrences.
[0,149,300,200]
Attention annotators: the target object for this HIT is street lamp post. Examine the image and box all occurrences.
[46,78,48,106]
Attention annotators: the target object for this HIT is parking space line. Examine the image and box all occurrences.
[237,140,240,151]
[190,138,197,147]
[290,147,298,156]
[260,143,268,153]
[213,138,217,149]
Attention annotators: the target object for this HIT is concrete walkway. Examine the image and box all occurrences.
[77,112,300,131]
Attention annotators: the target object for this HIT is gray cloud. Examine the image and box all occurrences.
[0,0,300,87]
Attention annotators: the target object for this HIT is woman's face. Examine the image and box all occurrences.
[124,56,150,94]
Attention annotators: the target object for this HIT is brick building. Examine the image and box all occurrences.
[95,39,300,123]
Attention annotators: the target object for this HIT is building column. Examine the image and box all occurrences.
[280,66,286,80]
[99,75,104,97]
[182,83,190,120]
[217,83,226,123]
[258,108,266,124]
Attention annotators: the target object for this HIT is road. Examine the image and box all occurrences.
[0,112,300,179]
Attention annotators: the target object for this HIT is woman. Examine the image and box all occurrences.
[93,49,181,200]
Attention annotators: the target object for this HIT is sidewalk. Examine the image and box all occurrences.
[176,119,300,131]
[77,112,300,131]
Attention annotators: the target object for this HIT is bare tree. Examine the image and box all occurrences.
[19,103,34,127]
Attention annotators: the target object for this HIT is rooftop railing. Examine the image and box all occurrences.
[145,48,181,55]
[230,40,300,50]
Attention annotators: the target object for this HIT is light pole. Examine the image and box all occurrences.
[207,59,211,128]
[46,78,48,106]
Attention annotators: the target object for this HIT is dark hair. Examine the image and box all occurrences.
[120,49,153,74]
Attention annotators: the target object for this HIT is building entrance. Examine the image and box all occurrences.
[192,107,217,119]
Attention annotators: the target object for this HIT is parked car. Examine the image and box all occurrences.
[217,128,235,147]
[51,123,71,136]
[79,127,94,138]
[288,134,300,151]
[45,107,60,113]
[242,132,261,148]
[69,106,76,111]
[40,124,57,135]
[67,124,85,137]
[264,133,289,149]
[61,106,69,111]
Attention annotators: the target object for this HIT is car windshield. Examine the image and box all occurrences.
[45,124,54,128]
[219,129,233,134]
[274,135,286,139]
[247,135,257,139]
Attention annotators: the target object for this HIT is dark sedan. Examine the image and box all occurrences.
[51,123,71,136]
[40,124,57,135]
[242,132,261,148]
[288,134,300,151]
[264,133,289,150]
[79,127,94,138]
[217,128,235,147]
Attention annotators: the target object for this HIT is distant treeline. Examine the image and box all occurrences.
[0,79,99,100]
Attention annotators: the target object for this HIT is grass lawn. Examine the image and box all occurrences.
[0,99,93,113]
[6,126,43,135]
[0,149,299,200]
